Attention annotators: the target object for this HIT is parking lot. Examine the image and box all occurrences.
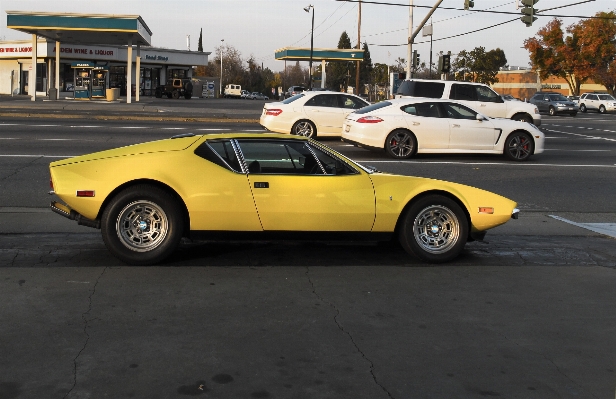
[1,97,615,399]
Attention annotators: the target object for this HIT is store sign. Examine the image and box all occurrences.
[145,54,169,62]
[53,47,115,56]
[0,45,33,54]
[542,84,562,89]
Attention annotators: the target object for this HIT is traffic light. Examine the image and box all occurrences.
[520,0,538,27]
[442,54,451,73]
[464,0,474,10]
[412,50,420,69]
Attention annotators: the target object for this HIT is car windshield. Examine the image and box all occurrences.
[598,94,616,100]
[354,101,392,114]
[548,94,569,101]
[282,94,305,104]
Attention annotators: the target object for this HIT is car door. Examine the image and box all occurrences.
[441,102,499,150]
[236,139,375,231]
[450,83,507,118]
[303,94,344,134]
[399,102,450,149]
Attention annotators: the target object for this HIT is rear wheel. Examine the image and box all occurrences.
[291,120,317,138]
[580,104,587,113]
[172,90,180,99]
[184,93,192,99]
[504,131,534,162]
[154,89,162,98]
[385,130,417,159]
[101,185,184,265]
[399,195,468,263]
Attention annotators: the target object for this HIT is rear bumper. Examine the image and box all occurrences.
[50,201,100,229]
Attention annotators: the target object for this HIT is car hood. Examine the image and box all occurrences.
[50,135,202,167]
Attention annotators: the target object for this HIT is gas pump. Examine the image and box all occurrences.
[72,62,96,99]
[91,67,108,98]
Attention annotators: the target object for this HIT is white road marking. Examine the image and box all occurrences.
[116,126,146,129]
[69,125,102,128]
[542,128,616,142]
[32,124,60,127]
[544,149,610,152]
[549,215,616,239]
[161,127,187,130]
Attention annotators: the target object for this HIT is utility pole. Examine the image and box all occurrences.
[355,0,362,95]
[405,0,414,79]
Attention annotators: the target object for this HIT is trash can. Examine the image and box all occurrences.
[48,88,58,100]
[106,88,119,102]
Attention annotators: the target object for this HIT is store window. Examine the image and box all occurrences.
[110,66,126,95]
[167,69,187,80]
[141,68,160,96]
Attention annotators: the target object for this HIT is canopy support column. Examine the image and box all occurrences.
[321,60,326,88]
[30,34,37,101]
[55,41,60,94]
[135,44,140,102]
[126,37,133,104]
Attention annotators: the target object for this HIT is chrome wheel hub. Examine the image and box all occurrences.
[413,205,460,254]
[116,200,168,252]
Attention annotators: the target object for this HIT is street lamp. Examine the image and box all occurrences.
[220,39,224,97]
[304,5,314,90]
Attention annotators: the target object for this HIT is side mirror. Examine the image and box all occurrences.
[476,114,488,121]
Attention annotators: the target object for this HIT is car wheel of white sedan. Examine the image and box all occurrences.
[399,195,468,263]
[292,120,317,138]
[101,185,184,265]
[385,130,417,159]
[504,131,534,162]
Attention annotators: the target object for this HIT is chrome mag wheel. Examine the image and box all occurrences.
[413,205,460,254]
[116,200,169,252]
[292,121,316,138]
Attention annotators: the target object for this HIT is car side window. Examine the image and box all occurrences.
[305,94,338,108]
[402,103,441,118]
[476,86,501,102]
[450,84,478,101]
[237,140,321,175]
[195,139,242,172]
[441,103,477,120]
[340,95,368,109]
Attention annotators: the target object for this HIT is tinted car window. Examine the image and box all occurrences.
[237,140,324,175]
[450,84,478,101]
[402,103,441,118]
[354,101,391,114]
[442,103,478,120]
[282,94,305,104]
[340,95,369,109]
[304,94,338,108]
[397,81,445,98]
[548,94,569,101]
[588,95,598,100]
[598,94,615,100]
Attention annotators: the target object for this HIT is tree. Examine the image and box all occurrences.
[197,28,203,52]
[524,19,591,95]
[451,47,507,85]
[328,31,355,91]
[359,42,374,93]
[571,11,616,95]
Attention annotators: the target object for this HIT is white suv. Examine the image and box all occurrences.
[396,79,541,126]
[578,93,616,114]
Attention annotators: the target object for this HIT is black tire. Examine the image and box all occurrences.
[580,104,587,113]
[512,113,532,124]
[548,106,556,116]
[171,90,180,99]
[291,120,317,138]
[385,129,417,159]
[184,81,193,92]
[398,195,469,263]
[599,105,606,114]
[504,131,534,162]
[101,185,184,265]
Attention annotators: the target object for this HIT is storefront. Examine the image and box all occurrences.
[0,39,209,98]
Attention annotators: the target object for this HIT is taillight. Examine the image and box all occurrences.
[266,109,283,116]
[356,116,383,124]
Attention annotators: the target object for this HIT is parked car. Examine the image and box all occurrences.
[396,79,541,126]
[578,92,616,113]
[154,78,193,99]
[341,98,545,162]
[223,84,242,98]
[529,92,578,116]
[250,92,269,100]
[240,90,250,99]
[260,91,369,138]
[49,133,519,265]
[286,86,306,98]
[567,95,580,102]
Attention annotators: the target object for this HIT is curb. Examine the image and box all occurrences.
[0,112,259,124]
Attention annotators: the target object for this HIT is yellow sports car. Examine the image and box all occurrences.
[49,133,519,265]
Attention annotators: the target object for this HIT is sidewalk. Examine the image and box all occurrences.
[0,94,262,122]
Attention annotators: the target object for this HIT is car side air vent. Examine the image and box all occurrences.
[171,133,196,139]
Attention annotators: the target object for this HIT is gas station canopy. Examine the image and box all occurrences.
[6,11,152,46]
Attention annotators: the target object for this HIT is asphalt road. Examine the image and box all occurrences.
[1,101,615,399]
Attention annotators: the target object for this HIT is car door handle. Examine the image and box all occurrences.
[480,104,487,107]
[452,124,460,128]
[412,122,420,126]
[254,182,269,189]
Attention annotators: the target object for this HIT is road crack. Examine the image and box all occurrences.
[63,266,108,399]
[305,267,394,399]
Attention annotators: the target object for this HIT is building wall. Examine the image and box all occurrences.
[0,60,21,95]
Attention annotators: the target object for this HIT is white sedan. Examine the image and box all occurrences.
[342,98,545,162]
[260,91,369,138]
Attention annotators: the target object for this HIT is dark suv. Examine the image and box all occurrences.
[529,92,578,116]
[155,78,193,99]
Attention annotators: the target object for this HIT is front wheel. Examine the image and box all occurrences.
[291,120,317,138]
[399,195,468,263]
[548,106,556,116]
[504,131,534,162]
[171,90,180,99]
[580,104,587,113]
[101,185,184,265]
[385,130,417,159]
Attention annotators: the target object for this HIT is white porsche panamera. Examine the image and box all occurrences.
[341,98,545,161]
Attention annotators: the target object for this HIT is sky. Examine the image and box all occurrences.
[1,0,614,71]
